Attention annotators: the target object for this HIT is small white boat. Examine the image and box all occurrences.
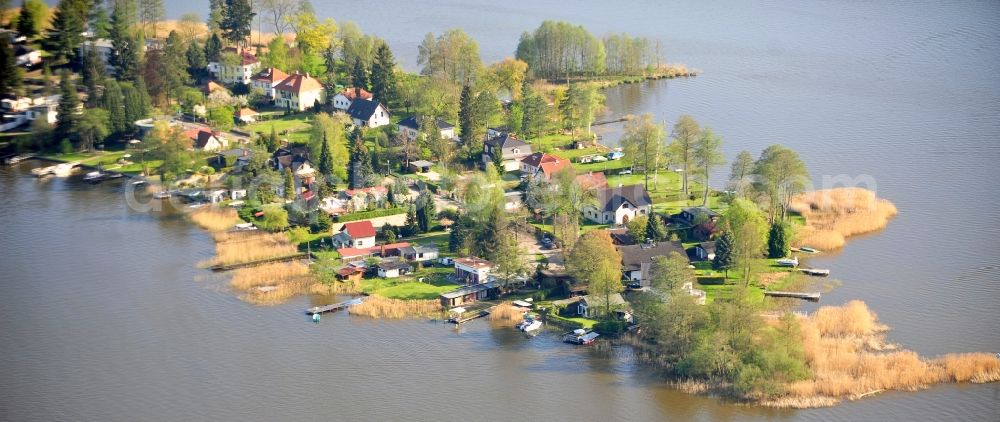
[152,191,172,199]
[776,256,799,267]
[83,171,103,181]
[799,247,819,254]
[131,179,146,185]
[517,317,542,332]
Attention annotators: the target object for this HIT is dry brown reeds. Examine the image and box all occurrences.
[487,302,528,325]
[190,207,241,232]
[229,262,310,290]
[212,232,298,267]
[789,188,897,250]
[309,280,362,296]
[772,300,1000,407]
[239,278,314,306]
[348,295,442,319]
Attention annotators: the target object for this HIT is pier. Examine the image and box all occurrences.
[209,252,312,272]
[305,297,364,315]
[763,291,821,302]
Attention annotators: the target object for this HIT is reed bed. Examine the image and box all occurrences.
[212,232,298,267]
[487,302,527,325]
[771,300,1000,407]
[789,188,897,250]
[239,277,314,306]
[309,280,362,296]
[190,207,242,232]
[229,262,310,290]
[348,295,442,319]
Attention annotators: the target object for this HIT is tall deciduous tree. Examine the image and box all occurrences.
[490,225,526,291]
[620,113,666,191]
[77,108,109,151]
[567,230,622,318]
[724,198,767,284]
[417,29,482,85]
[651,251,695,292]
[694,127,726,205]
[670,115,700,196]
[729,150,755,198]
[260,0,295,35]
[138,0,165,39]
[752,145,809,223]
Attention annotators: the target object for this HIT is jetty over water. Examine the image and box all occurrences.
[763,291,821,302]
[305,297,364,315]
[209,252,312,271]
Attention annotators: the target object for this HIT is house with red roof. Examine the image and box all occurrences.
[251,67,289,98]
[235,107,259,123]
[519,152,570,180]
[575,172,609,190]
[274,72,326,112]
[185,128,229,152]
[332,87,374,111]
[332,221,378,249]
[207,48,260,84]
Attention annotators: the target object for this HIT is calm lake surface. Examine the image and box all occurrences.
[4,0,1000,420]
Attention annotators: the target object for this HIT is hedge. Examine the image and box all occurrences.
[336,207,407,223]
[697,276,727,285]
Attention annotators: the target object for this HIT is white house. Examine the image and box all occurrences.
[454,257,493,285]
[346,99,390,128]
[332,221,378,249]
[519,152,570,180]
[332,87,373,111]
[483,133,531,172]
[207,48,260,85]
[186,129,229,152]
[397,116,456,141]
[400,244,440,262]
[274,72,325,112]
[250,67,289,98]
[583,184,653,225]
[14,45,41,67]
[235,107,258,123]
[377,261,412,279]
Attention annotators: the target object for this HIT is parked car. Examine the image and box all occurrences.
[438,257,454,266]
[591,155,608,162]
[618,169,632,175]
[608,151,625,160]
[627,281,642,289]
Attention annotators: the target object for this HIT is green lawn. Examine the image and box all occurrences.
[246,113,313,137]
[403,231,451,253]
[360,266,457,300]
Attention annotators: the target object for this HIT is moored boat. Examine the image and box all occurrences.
[776,256,799,267]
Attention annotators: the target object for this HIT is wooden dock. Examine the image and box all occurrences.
[764,291,821,302]
[209,252,312,272]
[305,297,364,315]
[448,310,490,324]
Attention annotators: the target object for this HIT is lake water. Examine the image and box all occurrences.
[3,0,999,420]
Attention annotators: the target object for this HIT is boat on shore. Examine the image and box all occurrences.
[152,191,172,199]
[792,246,820,254]
[5,154,33,164]
[776,256,799,267]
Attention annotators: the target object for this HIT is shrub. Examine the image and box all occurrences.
[593,320,627,335]
[336,207,406,223]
